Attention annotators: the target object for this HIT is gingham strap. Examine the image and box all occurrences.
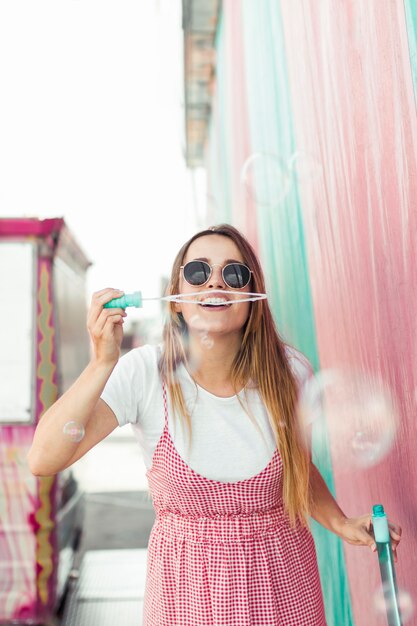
[162,381,169,429]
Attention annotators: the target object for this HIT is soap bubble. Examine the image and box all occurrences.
[241,152,291,208]
[189,314,214,350]
[0,493,6,518]
[206,193,218,216]
[297,368,398,469]
[288,151,323,183]
[201,333,214,350]
[63,421,85,443]
[189,313,205,331]
[373,583,414,623]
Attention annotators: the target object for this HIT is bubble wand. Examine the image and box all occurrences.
[103,290,267,308]
[372,504,403,625]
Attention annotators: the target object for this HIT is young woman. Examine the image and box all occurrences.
[28,224,402,625]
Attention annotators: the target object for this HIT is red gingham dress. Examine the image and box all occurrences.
[143,382,327,625]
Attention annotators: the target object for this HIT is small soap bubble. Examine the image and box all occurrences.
[0,493,6,518]
[373,583,414,623]
[201,333,214,350]
[189,313,204,328]
[241,152,291,208]
[297,368,398,470]
[206,193,218,216]
[63,421,85,443]
[188,313,208,331]
[350,430,384,462]
[288,151,323,183]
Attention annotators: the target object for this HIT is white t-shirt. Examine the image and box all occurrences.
[100,343,313,483]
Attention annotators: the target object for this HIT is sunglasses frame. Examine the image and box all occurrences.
[180,260,253,290]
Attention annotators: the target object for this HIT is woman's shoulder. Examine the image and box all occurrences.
[128,342,160,358]
[118,342,160,371]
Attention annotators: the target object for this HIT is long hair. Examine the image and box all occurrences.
[158,224,312,529]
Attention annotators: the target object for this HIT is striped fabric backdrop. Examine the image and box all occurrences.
[204,2,417,624]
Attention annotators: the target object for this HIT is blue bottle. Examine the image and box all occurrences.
[372,504,403,625]
[103,291,142,309]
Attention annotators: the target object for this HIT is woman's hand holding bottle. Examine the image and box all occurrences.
[87,288,127,365]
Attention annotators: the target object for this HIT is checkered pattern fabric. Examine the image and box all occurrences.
[143,382,327,625]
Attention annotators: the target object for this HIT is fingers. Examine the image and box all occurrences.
[388,521,402,563]
[94,308,127,335]
[388,521,402,540]
[91,287,124,300]
[90,288,125,313]
[371,521,401,562]
[357,520,377,553]
[344,516,402,564]
[87,289,127,343]
[357,524,377,552]
[366,534,377,553]
[85,289,127,364]
[87,288,125,329]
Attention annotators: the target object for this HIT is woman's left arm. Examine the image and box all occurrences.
[309,462,402,562]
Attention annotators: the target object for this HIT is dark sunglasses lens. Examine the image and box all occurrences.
[184,261,211,286]
[223,264,251,288]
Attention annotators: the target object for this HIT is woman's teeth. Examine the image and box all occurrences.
[200,298,230,307]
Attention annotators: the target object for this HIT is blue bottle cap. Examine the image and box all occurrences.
[372,504,385,517]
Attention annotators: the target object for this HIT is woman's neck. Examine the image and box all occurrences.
[186,331,243,392]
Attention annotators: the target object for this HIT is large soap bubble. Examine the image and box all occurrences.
[241,152,291,208]
[297,368,398,470]
[373,583,414,623]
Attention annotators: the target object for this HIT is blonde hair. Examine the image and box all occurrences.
[158,224,312,529]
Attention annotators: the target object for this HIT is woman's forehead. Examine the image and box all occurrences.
[184,235,243,263]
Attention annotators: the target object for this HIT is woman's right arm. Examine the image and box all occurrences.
[27,288,127,476]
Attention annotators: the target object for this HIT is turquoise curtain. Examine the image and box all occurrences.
[404,0,417,107]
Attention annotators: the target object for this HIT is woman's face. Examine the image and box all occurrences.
[176,234,251,338]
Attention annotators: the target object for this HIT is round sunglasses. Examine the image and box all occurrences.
[180,260,252,289]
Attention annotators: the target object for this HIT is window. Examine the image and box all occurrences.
[0,241,34,423]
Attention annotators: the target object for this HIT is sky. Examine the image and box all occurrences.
[0,0,207,324]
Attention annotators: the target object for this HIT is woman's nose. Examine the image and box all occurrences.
[208,265,225,288]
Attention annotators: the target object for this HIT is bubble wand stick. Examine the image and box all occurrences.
[372,504,403,626]
[103,290,267,308]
